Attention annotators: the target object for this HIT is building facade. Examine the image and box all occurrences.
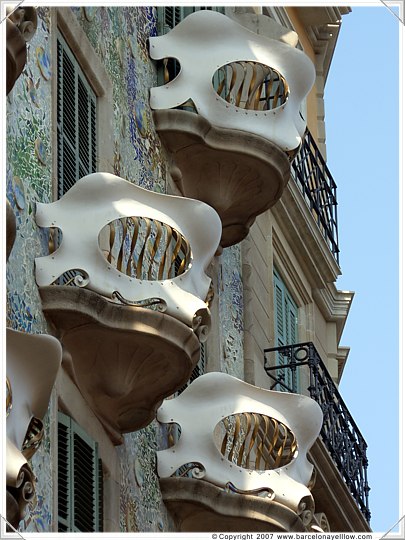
[5,5,371,534]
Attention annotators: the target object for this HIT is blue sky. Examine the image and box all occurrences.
[324,5,401,533]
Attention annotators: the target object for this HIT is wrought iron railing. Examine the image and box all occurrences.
[291,131,339,264]
[264,342,370,522]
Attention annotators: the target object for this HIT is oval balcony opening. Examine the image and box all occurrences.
[213,62,289,112]
[214,412,297,471]
[98,216,192,282]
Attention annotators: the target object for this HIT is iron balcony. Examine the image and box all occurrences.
[291,130,340,264]
[264,342,370,522]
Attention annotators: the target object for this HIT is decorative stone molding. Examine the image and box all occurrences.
[312,283,353,342]
[154,109,290,247]
[35,173,222,336]
[6,328,62,530]
[157,372,322,527]
[39,286,200,444]
[150,10,315,151]
[6,6,38,95]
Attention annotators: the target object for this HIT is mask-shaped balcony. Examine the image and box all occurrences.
[157,372,323,532]
[149,10,315,247]
[264,342,371,528]
[34,173,221,443]
[6,6,37,95]
[6,329,62,530]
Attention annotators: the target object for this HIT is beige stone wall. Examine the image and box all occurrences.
[242,188,350,392]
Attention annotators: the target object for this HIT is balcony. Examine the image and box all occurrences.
[149,10,315,247]
[157,372,325,532]
[291,130,339,264]
[6,6,37,95]
[264,342,370,524]
[6,329,62,530]
[34,172,221,443]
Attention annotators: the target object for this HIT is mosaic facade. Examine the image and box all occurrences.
[6,6,245,533]
[218,246,244,379]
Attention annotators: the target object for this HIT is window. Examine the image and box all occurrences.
[57,32,97,198]
[58,413,103,532]
[157,6,225,35]
[273,269,299,391]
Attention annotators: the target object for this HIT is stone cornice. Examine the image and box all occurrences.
[312,283,354,343]
[294,7,351,80]
[336,346,350,383]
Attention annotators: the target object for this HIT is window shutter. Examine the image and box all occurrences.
[273,269,299,392]
[72,423,99,532]
[274,273,286,347]
[57,413,71,532]
[57,33,97,199]
[57,413,103,532]
[98,458,104,532]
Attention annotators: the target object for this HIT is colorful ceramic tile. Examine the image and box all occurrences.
[116,37,125,66]
[83,6,97,21]
[13,176,25,210]
[26,78,41,108]
[134,102,148,138]
[35,138,46,165]
[36,46,51,80]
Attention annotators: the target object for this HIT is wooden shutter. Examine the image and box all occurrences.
[273,269,299,392]
[57,33,97,198]
[57,413,103,532]
[57,414,71,532]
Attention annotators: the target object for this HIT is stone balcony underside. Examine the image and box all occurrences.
[160,478,307,532]
[40,286,200,445]
[154,109,290,248]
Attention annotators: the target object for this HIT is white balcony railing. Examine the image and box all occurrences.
[35,173,222,340]
[149,10,315,152]
[157,372,323,526]
[6,328,62,529]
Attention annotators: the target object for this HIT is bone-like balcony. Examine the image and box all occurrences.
[264,342,370,523]
[157,372,324,532]
[149,10,315,247]
[34,173,221,443]
[6,329,62,530]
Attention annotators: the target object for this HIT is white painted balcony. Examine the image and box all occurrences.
[6,329,62,530]
[157,372,324,532]
[34,173,221,443]
[149,10,315,247]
